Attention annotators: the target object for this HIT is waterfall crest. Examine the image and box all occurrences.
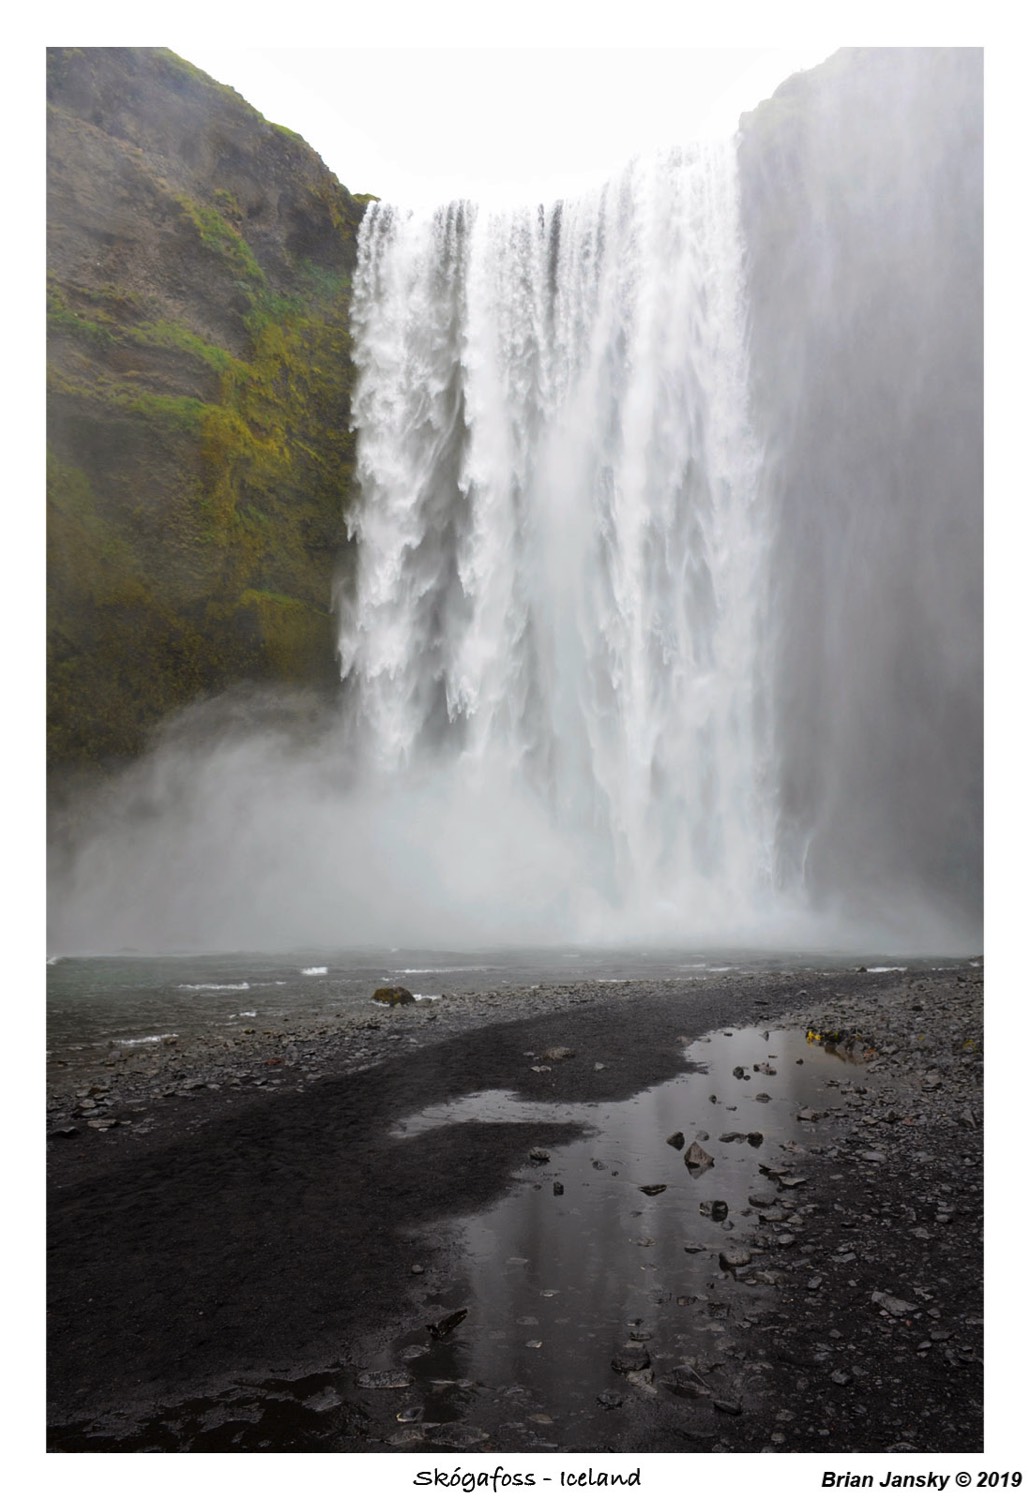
[339,144,780,941]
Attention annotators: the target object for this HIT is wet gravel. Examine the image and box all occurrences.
[47,962,983,1453]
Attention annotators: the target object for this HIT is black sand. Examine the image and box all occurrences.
[47,965,983,1453]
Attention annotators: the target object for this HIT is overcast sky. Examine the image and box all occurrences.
[166,45,838,208]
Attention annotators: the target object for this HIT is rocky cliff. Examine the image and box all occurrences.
[47,47,369,773]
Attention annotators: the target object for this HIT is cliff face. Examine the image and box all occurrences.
[47,47,369,772]
[737,49,983,924]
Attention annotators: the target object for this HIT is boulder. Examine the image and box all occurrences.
[372,986,416,1006]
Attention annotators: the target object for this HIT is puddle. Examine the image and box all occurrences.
[374,1026,867,1446]
[51,1025,868,1452]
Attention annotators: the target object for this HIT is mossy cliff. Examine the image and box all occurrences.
[47,47,371,773]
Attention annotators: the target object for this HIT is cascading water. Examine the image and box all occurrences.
[47,52,982,957]
[339,144,781,942]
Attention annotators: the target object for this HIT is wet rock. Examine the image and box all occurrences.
[427,1308,468,1339]
[871,1291,918,1317]
[667,1363,711,1397]
[700,1200,729,1221]
[356,1369,413,1390]
[640,1183,667,1196]
[396,1406,424,1423]
[683,1242,706,1254]
[387,1426,426,1446]
[305,1389,342,1413]
[372,986,416,1006]
[684,1142,715,1172]
[430,1423,490,1449]
[611,1347,650,1373]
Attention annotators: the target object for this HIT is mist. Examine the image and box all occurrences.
[47,50,983,961]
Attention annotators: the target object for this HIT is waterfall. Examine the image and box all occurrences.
[339,144,780,942]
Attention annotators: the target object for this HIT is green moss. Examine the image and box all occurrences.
[47,45,368,772]
[175,194,266,285]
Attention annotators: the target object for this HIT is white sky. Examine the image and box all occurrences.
[161,45,838,208]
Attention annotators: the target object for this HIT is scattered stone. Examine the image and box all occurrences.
[427,1308,468,1339]
[684,1141,715,1172]
[713,1398,743,1415]
[719,1248,753,1270]
[429,1423,490,1449]
[683,1243,706,1254]
[553,1181,564,1195]
[666,1132,686,1149]
[528,1147,551,1163]
[305,1389,342,1413]
[700,1200,729,1221]
[357,1369,413,1390]
[395,1406,424,1423]
[871,1291,918,1318]
[409,1263,425,1275]
[667,1364,711,1397]
[541,1046,576,1062]
[597,1390,623,1410]
[640,1184,667,1196]
[611,1347,650,1373]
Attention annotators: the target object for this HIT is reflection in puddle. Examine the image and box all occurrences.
[384,1027,865,1447]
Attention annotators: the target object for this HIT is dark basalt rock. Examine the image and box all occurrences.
[372,986,416,1006]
